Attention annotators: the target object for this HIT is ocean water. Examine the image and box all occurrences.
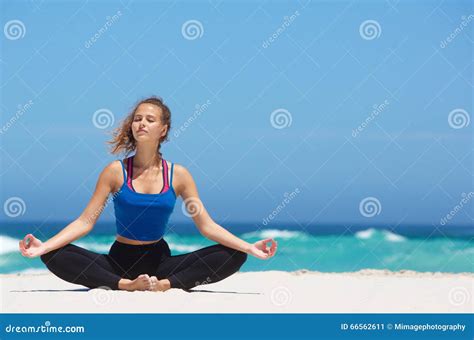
[1,222,472,274]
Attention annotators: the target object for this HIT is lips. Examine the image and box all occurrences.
[137,129,147,133]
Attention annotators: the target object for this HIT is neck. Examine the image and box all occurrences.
[133,145,161,169]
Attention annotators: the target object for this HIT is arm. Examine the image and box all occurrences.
[19,161,119,258]
[175,165,277,259]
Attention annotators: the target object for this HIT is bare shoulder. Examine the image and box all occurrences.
[172,163,190,176]
[171,163,193,197]
[101,160,124,193]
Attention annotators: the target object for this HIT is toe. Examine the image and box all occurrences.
[139,274,149,282]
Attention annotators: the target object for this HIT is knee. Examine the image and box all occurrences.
[216,245,248,270]
[40,250,55,266]
[231,250,248,269]
[40,245,68,266]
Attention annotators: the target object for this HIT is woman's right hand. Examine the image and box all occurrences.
[19,234,47,258]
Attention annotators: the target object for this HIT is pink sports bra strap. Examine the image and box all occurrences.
[162,158,169,192]
[126,157,133,189]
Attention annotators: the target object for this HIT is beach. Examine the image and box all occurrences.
[1,270,473,313]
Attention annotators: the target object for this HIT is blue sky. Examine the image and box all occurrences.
[0,0,472,229]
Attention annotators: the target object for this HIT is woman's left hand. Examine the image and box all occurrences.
[247,238,277,260]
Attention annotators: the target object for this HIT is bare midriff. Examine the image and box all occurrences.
[116,234,163,245]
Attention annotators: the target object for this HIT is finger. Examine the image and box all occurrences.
[263,238,274,250]
[23,235,32,248]
[268,238,277,247]
[264,239,275,254]
[27,233,36,244]
[270,239,277,251]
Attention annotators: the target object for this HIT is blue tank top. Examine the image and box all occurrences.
[112,156,176,241]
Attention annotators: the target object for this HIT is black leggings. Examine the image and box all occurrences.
[40,238,247,290]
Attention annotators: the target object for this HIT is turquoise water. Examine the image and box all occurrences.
[1,226,472,274]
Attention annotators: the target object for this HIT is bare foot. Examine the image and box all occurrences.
[118,274,151,291]
[149,276,171,292]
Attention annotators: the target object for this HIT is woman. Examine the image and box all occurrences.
[18,96,277,292]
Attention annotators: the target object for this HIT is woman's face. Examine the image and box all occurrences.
[131,103,167,144]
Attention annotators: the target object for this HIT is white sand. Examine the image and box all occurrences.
[1,270,473,313]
